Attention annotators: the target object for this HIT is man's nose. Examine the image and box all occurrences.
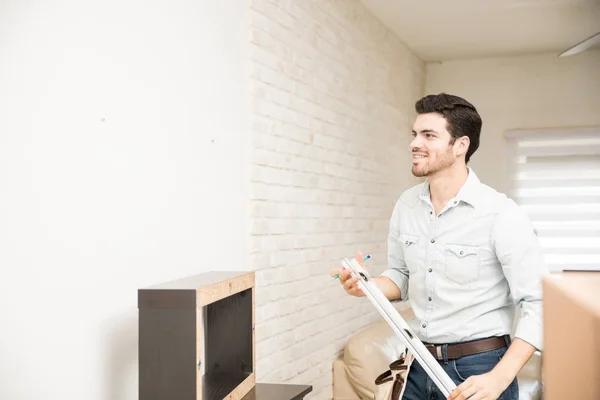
[410,135,421,150]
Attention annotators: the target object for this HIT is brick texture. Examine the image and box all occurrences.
[248,0,424,398]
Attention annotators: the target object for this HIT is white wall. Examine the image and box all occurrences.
[425,50,600,195]
[0,1,248,399]
[246,1,423,398]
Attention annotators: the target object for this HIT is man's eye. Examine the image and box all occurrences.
[411,133,417,137]
[426,134,433,138]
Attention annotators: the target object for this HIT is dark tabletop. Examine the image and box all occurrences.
[241,383,313,400]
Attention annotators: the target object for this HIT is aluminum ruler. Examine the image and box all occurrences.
[341,257,457,397]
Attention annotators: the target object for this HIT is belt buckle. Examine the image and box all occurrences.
[435,345,443,360]
[425,343,444,360]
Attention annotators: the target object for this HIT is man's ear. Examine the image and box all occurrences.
[455,136,470,158]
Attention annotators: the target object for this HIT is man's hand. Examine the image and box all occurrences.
[448,337,535,400]
[330,251,403,300]
[447,371,508,400]
[329,251,366,297]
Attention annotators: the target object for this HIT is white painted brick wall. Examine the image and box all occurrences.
[248,0,424,398]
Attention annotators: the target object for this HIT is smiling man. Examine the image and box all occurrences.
[331,93,549,400]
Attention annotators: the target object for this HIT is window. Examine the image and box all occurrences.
[505,127,600,272]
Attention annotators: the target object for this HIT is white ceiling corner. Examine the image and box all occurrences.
[359,0,600,61]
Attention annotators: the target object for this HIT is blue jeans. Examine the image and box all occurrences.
[401,346,519,400]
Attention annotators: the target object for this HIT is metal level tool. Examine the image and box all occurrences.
[341,257,457,397]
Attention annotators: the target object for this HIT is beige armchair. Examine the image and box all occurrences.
[332,307,543,399]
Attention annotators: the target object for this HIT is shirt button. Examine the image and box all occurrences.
[429,211,433,215]
[428,297,432,301]
[430,239,435,243]
[422,323,427,328]
[428,268,432,273]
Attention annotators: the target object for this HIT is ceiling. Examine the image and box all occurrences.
[359,0,600,61]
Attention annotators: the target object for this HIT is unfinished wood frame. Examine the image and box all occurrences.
[139,271,255,400]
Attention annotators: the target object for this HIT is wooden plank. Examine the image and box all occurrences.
[197,272,255,307]
[241,383,313,400]
[138,289,196,309]
[252,287,255,383]
[197,308,204,399]
[144,271,250,290]
[139,308,196,400]
[205,289,253,373]
[139,271,256,400]
[227,373,255,400]
[202,372,253,399]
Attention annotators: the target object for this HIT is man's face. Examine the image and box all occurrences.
[410,113,459,178]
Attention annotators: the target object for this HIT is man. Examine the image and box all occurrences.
[331,93,548,400]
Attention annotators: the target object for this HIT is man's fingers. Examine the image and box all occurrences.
[348,281,363,295]
[448,381,470,400]
[468,393,488,400]
[350,287,363,296]
[348,279,363,295]
[448,388,459,400]
[332,255,366,297]
[449,377,479,400]
[451,384,476,400]
[340,269,352,282]
[355,251,365,266]
[330,268,352,281]
[343,276,354,290]
[332,251,367,283]
[343,278,357,294]
[458,384,477,400]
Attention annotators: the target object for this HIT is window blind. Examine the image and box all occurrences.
[505,127,600,272]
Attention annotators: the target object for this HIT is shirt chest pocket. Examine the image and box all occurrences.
[444,243,480,284]
[399,233,419,274]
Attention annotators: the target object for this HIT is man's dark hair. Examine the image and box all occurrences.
[415,93,482,163]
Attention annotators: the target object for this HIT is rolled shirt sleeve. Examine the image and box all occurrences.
[381,200,410,302]
[492,199,550,351]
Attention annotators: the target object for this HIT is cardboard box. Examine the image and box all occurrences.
[542,272,600,400]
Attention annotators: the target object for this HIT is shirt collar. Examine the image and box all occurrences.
[418,167,481,208]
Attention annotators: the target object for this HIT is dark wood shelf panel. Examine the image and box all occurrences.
[202,372,252,399]
[139,271,257,399]
[241,383,313,400]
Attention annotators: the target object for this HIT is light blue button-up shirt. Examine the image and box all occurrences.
[381,168,549,350]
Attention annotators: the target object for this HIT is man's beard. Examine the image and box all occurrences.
[411,146,455,177]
